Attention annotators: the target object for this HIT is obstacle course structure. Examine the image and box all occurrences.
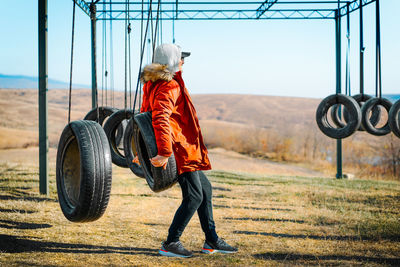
[38,0,386,195]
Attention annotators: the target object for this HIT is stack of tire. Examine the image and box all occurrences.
[316,94,400,139]
[56,107,178,223]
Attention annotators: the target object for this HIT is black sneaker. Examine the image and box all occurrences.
[159,241,193,258]
[202,238,238,254]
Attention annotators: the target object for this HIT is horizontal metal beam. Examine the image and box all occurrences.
[97,1,353,5]
[338,0,377,17]
[75,0,377,20]
[96,9,337,20]
[73,0,91,17]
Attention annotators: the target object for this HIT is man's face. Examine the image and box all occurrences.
[179,58,184,71]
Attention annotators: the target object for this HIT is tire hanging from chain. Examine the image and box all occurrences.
[123,0,152,177]
[123,0,179,191]
[389,100,400,138]
[360,0,392,136]
[57,0,112,222]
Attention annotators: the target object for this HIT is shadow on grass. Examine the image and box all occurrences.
[212,186,231,192]
[0,220,52,230]
[234,230,364,241]
[213,204,293,212]
[234,230,400,242]
[0,178,38,183]
[225,217,305,223]
[0,234,157,256]
[0,194,56,202]
[254,252,400,266]
[0,208,37,214]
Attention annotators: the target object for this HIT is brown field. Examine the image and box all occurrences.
[0,88,400,266]
[0,161,399,266]
[2,88,399,180]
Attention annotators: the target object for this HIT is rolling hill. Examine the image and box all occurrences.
[0,89,322,149]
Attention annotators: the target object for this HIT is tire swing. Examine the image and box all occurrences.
[83,106,117,126]
[103,109,132,167]
[361,98,392,136]
[389,100,400,138]
[123,118,145,178]
[329,13,381,132]
[84,107,127,151]
[57,120,112,222]
[57,1,112,223]
[360,2,392,136]
[134,112,178,192]
[316,94,361,139]
[330,94,381,131]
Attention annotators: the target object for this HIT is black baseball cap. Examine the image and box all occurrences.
[181,51,191,58]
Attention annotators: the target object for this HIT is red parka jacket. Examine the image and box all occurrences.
[140,63,211,175]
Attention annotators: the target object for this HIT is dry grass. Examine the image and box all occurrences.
[0,163,399,266]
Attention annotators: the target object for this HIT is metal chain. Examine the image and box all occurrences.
[68,1,76,124]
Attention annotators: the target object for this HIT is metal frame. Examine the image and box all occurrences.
[38,0,380,194]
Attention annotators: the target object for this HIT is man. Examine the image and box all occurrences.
[139,44,238,258]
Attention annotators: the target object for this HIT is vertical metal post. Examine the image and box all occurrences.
[375,0,382,98]
[345,3,350,96]
[38,0,49,195]
[335,9,343,179]
[90,3,98,109]
[359,0,364,95]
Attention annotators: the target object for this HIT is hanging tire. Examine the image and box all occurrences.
[134,112,178,192]
[316,94,361,139]
[388,99,400,138]
[330,104,346,128]
[103,109,132,167]
[330,94,381,131]
[83,106,117,126]
[115,119,127,149]
[84,106,125,149]
[123,118,145,178]
[56,120,112,222]
[361,97,392,136]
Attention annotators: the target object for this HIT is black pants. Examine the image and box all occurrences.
[166,170,219,243]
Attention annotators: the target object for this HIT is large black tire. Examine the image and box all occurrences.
[361,97,392,136]
[56,120,112,222]
[123,118,145,178]
[103,109,132,167]
[134,112,178,192]
[84,106,125,150]
[83,106,118,126]
[316,94,361,139]
[388,99,400,138]
[330,94,381,131]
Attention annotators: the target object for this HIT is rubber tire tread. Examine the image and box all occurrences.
[56,120,112,222]
[388,99,400,138]
[134,112,178,192]
[103,109,133,167]
[123,118,145,178]
[330,94,381,131]
[83,106,118,126]
[316,94,361,139]
[361,97,392,136]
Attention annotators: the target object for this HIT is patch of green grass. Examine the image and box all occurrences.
[1,164,400,266]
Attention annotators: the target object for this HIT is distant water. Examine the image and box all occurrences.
[384,94,400,103]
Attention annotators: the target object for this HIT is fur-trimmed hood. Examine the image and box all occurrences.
[140,63,175,83]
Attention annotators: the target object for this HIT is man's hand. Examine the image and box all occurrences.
[150,155,169,169]
[132,156,140,165]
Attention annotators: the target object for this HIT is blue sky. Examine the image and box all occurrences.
[0,1,399,98]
